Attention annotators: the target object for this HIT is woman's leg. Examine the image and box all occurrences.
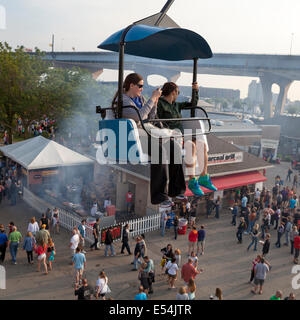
[26,251,31,264]
[43,257,48,274]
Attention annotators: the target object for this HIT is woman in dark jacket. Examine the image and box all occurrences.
[104,228,115,257]
[121,224,132,255]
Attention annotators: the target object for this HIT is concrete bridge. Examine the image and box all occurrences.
[43,51,300,118]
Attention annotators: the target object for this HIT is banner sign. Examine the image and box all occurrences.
[208,152,243,166]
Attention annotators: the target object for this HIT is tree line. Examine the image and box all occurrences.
[0,42,115,144]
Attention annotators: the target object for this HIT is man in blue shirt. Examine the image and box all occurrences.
[72,247,86,285]
[197,225,206,256]
[0,225,8,263]
[134,286,147,300]
[78,219,87,254]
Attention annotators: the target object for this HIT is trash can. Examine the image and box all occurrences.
[178,218,188,235]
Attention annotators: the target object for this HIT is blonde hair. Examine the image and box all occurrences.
[215,288,223,300]
[175,248,181,255]
[48,237,54,247]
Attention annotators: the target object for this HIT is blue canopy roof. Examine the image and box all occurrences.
[98,24,212,61]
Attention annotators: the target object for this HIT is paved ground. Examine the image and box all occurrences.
[0,160,299,300]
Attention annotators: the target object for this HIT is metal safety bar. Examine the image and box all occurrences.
[96,105,212,139]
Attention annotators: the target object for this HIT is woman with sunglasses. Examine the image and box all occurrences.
[157,82,217,196]
[111,73,186,207]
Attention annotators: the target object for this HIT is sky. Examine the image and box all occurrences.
[1,0,300,100]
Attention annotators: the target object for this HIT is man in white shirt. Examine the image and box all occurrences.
[70,229,80,258]
[255,188,261,200]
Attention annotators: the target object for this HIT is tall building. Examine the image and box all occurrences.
[248,80,263,104]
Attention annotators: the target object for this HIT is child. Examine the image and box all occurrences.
[189,251,198,268]
[174,249,182,268]
[8,222,14,235]
[23,232,36,264]
[47,238,56,271]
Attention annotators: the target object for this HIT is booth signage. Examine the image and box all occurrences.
[34,174,42,180]
[42,170,59,176]
[261,139,279,149]
[208,152,243,166]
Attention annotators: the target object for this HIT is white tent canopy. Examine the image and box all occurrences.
[0,136,94,170]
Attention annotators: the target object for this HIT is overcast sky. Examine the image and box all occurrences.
[1,0,300,100]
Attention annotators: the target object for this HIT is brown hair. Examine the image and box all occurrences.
[215,288,223,300]
[178,286,187,295]
[162,82,178,96]
[111,73,143,109]
[30,217,36,224]
[99,271,106,278]
[188,279,196,293]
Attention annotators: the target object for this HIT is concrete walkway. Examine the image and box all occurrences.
[0,160,299,300]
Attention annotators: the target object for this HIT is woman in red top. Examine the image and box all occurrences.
[35,241,48,274]
[188,226,198,256]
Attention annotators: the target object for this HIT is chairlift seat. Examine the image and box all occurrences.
[97,119,149,164]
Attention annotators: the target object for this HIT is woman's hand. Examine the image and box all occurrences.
[151,88,162,102]
[192,82,199,91]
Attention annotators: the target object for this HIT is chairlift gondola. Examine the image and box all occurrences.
[96,0,213,165]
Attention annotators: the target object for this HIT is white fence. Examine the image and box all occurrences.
[23,187,162,245]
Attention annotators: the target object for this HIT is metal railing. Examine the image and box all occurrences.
[23,187,162,245]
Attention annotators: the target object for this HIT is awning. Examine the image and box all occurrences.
[185,171,267,196]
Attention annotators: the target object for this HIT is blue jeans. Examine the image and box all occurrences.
[105,244,115,256]
[161,221,166,237]
[133,255,141,270]
[247,221,254,233]
[247,236,258,251]
[285,232,290,245]
[215,206,220,219]
[9,242,19,263]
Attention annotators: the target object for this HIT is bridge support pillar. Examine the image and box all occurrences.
[274,79,293,116]
[260,75,274,119]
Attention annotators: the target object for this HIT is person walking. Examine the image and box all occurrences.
[23,232,36,264]
[173,215,179,240]
[181,258,202,285]
[249,255,261,284]
[197,225,206,255]
[35,241,48,274]
[290,226,299,255]
[206,196,215,218]
[72,247,86,285]
[247,209,257,234]
[273,206,281,230]
[174,249,182,268]
[78,219,87,254]
[47,238,55,271]
[160,210,169,237]
[286,167,293,183]
[27,217,39,237]
[138,263,150,295]
[247,224,260,251]
[187,278,196,300]
[166,257,179,289]
[236,217,247,244]
[8,226,22,265]
[293,234,300,264]
[132,236,143,271]
[251,258,269,295]
[74,278,94,300]
[104,228,115,257]
[69,228,80,259]
[293,173,298,189]
[35,224,50,247]
[176,286,189,300]
[52,207,60,234]
[39,213,50,231]
[90,217,100,251]
[214,196,221,219]
[134,286,147,300]
[284,217,293,246]
[95,271,109,300]
[261,233,271,257]
[188,226,198,255]
[275,223,285,248]
[143,256,155,294]
[0,225,8,263]
[121,223,132,255]
[231,203,238,226]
